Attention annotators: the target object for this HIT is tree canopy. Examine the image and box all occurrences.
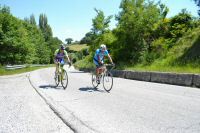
[0,5,61,65]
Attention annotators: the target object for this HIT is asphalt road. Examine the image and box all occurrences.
[29,67,200,133]
[1,66,200,133]
[0,73,73,133]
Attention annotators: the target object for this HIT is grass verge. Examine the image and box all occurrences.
[0,65,54,76]
[122,62,200,74]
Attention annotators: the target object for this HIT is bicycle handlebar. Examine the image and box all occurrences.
[56,62,72,68]
[104,63,115,66]
[104,63,115,70]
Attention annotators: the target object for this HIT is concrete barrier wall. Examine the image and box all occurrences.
[150,72,193,86]
[125,71,151,82]
[193,74,200,87]
[79,68,199,88]
[111,70,126,78]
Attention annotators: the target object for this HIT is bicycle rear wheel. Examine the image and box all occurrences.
[103,71,113,92]
[61,70,68,89]
[92,72,99,88]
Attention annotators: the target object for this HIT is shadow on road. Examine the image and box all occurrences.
[69,71,89,73]
[39,84,61,89]
[79,87,104,93]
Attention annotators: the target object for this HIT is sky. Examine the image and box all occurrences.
[0,0,199,42]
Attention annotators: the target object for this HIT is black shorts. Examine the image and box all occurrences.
[96,64,103,68]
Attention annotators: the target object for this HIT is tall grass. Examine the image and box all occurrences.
[126,64,200,74]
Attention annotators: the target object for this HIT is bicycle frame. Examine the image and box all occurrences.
[92,64,115,92]
[99,64,114,76]
[54,62,69,89]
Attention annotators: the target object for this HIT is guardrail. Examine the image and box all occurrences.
[79,68,200,88]
[5,64,48,70]
[5,65,27,70]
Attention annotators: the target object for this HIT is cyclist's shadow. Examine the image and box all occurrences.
[79,87,105,93]
[39,84,61,90]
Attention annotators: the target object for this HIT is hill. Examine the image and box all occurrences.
[130,26,200,73]
[66,44,89,52]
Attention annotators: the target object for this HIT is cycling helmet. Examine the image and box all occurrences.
[100,44,106,50]
[60,44,65,50]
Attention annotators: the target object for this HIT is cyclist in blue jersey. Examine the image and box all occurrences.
[93,44,114,84]
[54,44,71,74]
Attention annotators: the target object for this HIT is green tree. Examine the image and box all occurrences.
[80,31,94,44]
[79,8,114,64]
[24,17,30,23]
[24,14,36,25]
[167,9,193,45]
[0,5,10,14]
[194,0,200,16]
[39,13,52,42]
[30,14,36,25]
[0,6,36,64]
[0,5,54,65]
[38,13,53,63]
[113,0,162,63]
[65,38,73,44]
[91,8,112,35]
[89,8,113,51]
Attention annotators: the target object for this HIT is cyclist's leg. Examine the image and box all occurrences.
[60,59,65,80]
[55,59,59,75]
[61,64,65,73]
[99,65,105,73]
[96,66,99,79]
[102,65,106,74]
[93,59,99,79]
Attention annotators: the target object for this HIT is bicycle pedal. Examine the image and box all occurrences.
[96,80,100,84]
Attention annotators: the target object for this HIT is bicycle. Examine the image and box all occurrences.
[54,62,69,89]
[92,64,115,92]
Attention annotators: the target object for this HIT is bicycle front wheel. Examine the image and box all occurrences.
[103,71,113,92]
[54,73,60,87]
[61,70,68,89]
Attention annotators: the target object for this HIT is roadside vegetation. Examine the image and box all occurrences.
[74,0,200,74]
[1,0,200,75]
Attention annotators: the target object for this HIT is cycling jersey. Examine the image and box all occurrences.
[93,49,108,66]
[54,49,68,63]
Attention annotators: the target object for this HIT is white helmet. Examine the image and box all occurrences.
[100,44,106,50]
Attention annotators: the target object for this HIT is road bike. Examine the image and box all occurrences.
[54,62,69,89]
[92,64,115,92]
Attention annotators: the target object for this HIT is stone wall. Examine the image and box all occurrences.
[79,68,200,88]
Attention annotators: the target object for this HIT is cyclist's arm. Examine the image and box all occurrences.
[107,54,113,64]
[64,50,71,64]
[65,55,71,63]
[97,55,101,64]
[105,50,113,64]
